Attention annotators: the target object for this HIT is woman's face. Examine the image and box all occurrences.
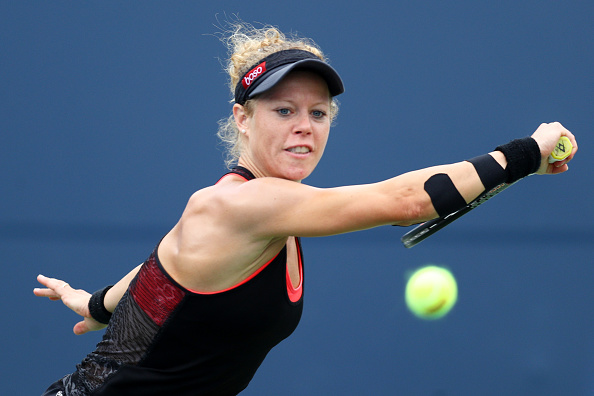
[237,70,332,181]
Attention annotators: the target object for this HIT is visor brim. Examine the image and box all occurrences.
[248,59,344,100]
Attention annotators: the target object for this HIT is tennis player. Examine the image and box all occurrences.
[34,22,577,396]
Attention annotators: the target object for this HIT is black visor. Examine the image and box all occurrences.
[234,49,344,105]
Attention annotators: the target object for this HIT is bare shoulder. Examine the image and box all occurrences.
[181,175,299,222]
[182,176,312,228]
[213,176,324,234]
[159,175,287,292]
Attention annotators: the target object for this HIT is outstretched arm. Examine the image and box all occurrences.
[34,264,142,335]
[212,122,577,238]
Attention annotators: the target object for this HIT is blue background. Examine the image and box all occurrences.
[2,1,593,394]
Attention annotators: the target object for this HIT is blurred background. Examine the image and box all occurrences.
[2,1,593,394]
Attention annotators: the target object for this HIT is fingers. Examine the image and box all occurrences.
[548,162,569,174]
[36,274,68,289]
[73,320,90,335]
[565,133,578,163]
[553,123,578,163]
[34,274,72,299]
[73,317,107,335]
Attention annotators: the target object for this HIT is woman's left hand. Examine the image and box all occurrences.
[34,274,107,335]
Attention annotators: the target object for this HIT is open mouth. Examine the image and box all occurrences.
[286,146,311,154]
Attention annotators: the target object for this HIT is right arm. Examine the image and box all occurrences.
[218,122,576,239]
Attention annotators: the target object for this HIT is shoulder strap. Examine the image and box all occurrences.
[229,166,256,181]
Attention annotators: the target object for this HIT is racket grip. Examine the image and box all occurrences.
[548,136,573,163]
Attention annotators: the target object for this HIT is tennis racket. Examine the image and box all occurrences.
[401,136,573,248]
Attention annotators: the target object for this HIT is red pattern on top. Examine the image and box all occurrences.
[131,255,185,326]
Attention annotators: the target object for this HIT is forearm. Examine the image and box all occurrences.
[385,155,500,225]
[389,139,546,226]
[103,263,143,312]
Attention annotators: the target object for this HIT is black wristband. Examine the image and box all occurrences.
[89,285,114,324]
[495,137,541,183]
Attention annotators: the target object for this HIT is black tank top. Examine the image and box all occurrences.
[70,167,304,396]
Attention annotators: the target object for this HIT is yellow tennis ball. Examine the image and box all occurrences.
[405,265,458,320]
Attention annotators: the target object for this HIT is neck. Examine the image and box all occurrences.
[236,158,304,183]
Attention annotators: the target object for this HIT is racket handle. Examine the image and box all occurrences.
[548,136,573,163]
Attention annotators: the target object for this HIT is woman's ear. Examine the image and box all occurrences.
[233,103,249,135]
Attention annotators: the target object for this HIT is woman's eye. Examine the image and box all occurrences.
[277,108,291,116]
[312,110,326,118]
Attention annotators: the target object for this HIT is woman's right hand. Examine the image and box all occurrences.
[531,122,578,175]
[34,274,107,335]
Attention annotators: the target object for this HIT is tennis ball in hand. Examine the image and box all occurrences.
[405,265,457,320]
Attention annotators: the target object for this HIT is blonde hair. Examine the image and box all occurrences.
[216,21,340,169]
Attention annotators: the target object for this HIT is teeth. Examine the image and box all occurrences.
[288,146,310,154]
